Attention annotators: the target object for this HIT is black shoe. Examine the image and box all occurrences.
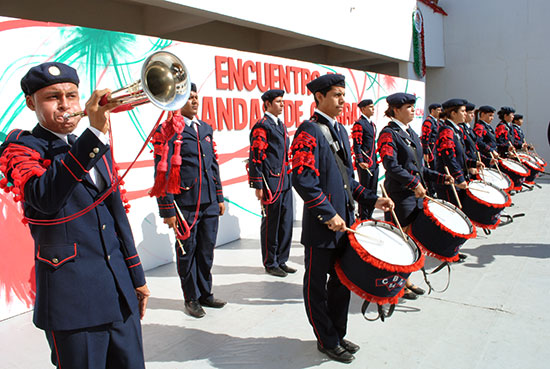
[340,339,360,354]
[280,264,297,274]
[199,296,227,308]
[458,253,468,260]
[317,342,355,363]
[402,289,418,300]
[265,266,287,277]
[185,300,205,318]
[408,285,425,295]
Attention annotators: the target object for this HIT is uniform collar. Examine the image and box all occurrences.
[361,114,371,122]
[183,115,200,127]
[265,111,279,123]
[391,118,409,133]
[315,108,337,128]
[39,122,69,144]
[446,119,461,131]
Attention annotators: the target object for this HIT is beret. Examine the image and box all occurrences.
[191,83,197,92]
[307,74,345,94]
[478,105,496,113]
[499,106,515,114]
[513,114,523,120]
[442,98,468,110]
[261,89,284,102]
[358,99,373,108]
[428,103,442,111]
[386,92,416,106]
[465,102,476,111]
[21,62,80,96]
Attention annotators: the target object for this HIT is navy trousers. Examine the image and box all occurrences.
[176,201,219,302]
[45,312,144,369]
[261,188,293,269]
[303,243,350,349]
[357,166,379,220]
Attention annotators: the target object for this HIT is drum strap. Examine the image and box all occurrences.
[317,123,355,210]
[393,127,428,190]
[361,300,395,322]
[421,263,451,294]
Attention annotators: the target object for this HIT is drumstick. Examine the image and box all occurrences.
[425,195,456,213]
[380,184,407,241]
[491,151,505,178]
[173,202,187,255]
[345,227,381,244]
[477,152,486,184]
[444,166,462,209]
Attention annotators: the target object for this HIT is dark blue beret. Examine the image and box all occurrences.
[442,98,468,110]
[428,103,442,111]
[478,105,496,113]
[499,106,515,114]
[465,102,476,111]
[21,62,80,96]
[358,99,373,108]
[306,74,345,94]
[261,89,284,102]
[191,83,197,92]
[513,114,523,120]
[386,93,416,106]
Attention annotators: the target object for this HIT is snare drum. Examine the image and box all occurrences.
[499,158,529,191]
[517,153,543,185]
[479,167,513,192]
[461,181,511,229]
[335,220,424,305]
[410,198,476,263]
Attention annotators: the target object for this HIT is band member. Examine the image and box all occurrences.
[459,102,481,162]
[511,114,529,150]
[248,89,294,277]
[351,99,379,219]
[421,103,442,165]
[496,106,516,157]
[291,74,393,363]
[152,83,226,318]
[473,105,499,161]
[435,99,483,205]
[377,93,452,298]
[0,62,149,368]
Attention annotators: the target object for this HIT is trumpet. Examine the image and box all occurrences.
[64,51,191,120]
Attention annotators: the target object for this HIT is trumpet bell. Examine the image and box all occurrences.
[142,51,191,111]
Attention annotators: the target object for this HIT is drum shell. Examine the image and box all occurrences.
[499,159,529,191]
[335,220,424,305]
[517,154,543,184]
[410,198,475,263]
[460,182,511,229]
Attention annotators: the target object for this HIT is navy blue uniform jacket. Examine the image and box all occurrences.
[436,120,477,184]
[474,120,497,157]
[248,114,291,193]
[495,121,514,156]
[420,115,439,158]
[0,125,145,331]
[291,112,377,249]
[153,120,224,217]
[351,115,378,170]
[512,124,525,149]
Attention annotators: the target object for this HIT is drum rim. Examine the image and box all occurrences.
[466,180,512,209]
[347,219,425,273]
[422,197,476,238]
[517,154,544,171]
[479,168,513,192]
[499,158,530,176]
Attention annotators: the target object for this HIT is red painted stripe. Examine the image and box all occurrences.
[51,331,62,369]
[0,19,69,32]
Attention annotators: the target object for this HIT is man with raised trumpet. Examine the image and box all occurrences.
[152,83,226,319]
[0,62,150,368]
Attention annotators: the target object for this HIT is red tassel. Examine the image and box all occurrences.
[167,137,182,194]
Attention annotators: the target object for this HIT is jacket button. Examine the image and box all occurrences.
[107,254,111,261]
[52,258,59,264]
[93,147,100,154]
[89,152,96,158]
[102,224,106,230]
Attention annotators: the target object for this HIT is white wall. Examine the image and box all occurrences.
[426,0,550,160]
[164,0,417,61]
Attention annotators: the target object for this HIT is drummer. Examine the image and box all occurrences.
[459,103,492,166]
[434,98,483,205]
[511,114,530,151]
[473,105,499,162]
[377,93,453,299]
[495,106,516,157]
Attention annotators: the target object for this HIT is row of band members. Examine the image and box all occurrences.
[0,63,528,366]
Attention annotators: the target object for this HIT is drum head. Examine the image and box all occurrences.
[425,199,472,235]
[354,222,418,266]
[480,168,512,190]
[518,153,543,171]
[468,181,508,205]
[501,158,529,175]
